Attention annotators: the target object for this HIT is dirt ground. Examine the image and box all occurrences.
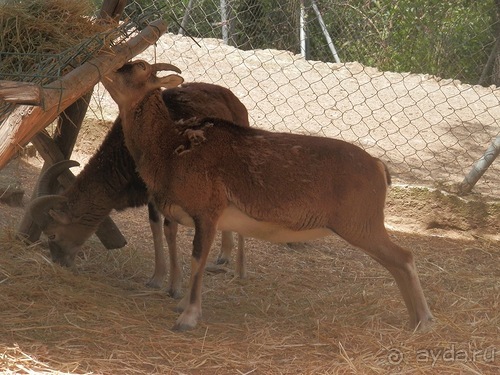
[1,115,499,374]
[1,33,500,375]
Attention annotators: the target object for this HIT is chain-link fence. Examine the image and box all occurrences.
[96,0,499,196]
[2,0,499,196]
[161,0,500,86]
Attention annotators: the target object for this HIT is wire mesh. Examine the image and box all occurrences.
[0,0,167,121]
[140,0,498,197]
[1,0,499,197]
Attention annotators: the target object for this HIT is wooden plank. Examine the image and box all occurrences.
[0,19,168,170]
[0,81,43,105]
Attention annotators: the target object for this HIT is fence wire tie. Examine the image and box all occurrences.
[170,14,202,48]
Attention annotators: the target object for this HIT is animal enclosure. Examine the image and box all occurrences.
[91,32,500,197]
[1,0,500,374]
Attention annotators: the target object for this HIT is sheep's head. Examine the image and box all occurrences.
[102,60,184,110]
[28,160,95,267]
[30,196,95,267]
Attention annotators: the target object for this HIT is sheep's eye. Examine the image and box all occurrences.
[138,61,146,70]
[48,234,56,241]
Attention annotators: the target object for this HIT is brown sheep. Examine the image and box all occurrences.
[101,59,433,332]
[28,80,250,298]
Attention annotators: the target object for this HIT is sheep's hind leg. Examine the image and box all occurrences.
[215,230,234,265]
[164,219,182,299]
[207,232,246,278]
[235,234,246,279]
[354,229,433,331]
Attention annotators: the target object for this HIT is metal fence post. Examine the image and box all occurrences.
[458,134,500,195]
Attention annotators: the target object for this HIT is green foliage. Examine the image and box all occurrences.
[231,0,299,51]
[310,0,497,83]
[97,0,498,84]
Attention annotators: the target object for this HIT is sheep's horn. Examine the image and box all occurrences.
[152,63,182,74]
[37,160,80,197]
[29,195,69,227]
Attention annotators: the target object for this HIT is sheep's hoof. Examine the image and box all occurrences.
[166,288,183,300]
[237,269,248,279]
[145,279,162,289]
[172,321,195,332]
[412,315,435,332]
[173,305,184,313]
[215,256,229,265]
[205,264,230,274]
[172,310,200,331]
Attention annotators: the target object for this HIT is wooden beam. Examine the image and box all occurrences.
[0,19,168,170]
[0,81,43,105]
[54,92,92,159]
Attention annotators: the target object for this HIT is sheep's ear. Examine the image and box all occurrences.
[158,74,184,88]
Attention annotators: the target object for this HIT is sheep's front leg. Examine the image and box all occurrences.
[173,217,217,331]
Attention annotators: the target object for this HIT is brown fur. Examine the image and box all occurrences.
[28,82,250,296]
[103,60,433,332]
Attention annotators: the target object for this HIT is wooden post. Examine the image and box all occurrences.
[54,92,92,159]
[11,0,161,250]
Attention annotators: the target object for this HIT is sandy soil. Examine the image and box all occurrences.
[85,33,500,196]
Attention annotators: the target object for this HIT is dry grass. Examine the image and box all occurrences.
[3,3,498,372]
[0,0,108,81]
[1,199,499,374]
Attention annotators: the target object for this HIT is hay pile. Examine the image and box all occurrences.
[0,0,109,82]
[1,192,499,375]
